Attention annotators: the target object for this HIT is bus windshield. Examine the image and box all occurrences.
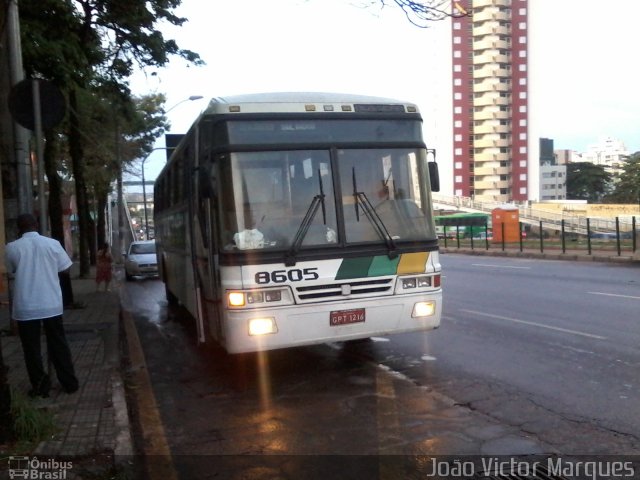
[221,147,436,251]
[222,150,337,250]
[339,148,434,244]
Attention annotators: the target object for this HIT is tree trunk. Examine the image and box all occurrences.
[44,131,64,243]
[68,89,91,277]
[88,215,96,265]
[44,131,76,306]
[96,192,108,247]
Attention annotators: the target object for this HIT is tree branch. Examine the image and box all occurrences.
[378,0,471,28]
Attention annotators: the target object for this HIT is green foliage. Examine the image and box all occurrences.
[19,0,99,86]
[17,0,201,272]
[20,0,203,93]
[606,152,640,203]
[566,162,612,202]
[80,91,169,193]
[19,0,200,168]
[10,389,57,447]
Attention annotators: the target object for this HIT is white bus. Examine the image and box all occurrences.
[154,92,442,354]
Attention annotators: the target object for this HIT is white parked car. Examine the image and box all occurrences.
[124,240,158,281]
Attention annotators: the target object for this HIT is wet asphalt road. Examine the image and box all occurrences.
[120,255,640,477]
[362,254,640,453]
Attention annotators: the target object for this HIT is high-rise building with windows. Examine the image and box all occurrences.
[451,0,529,202]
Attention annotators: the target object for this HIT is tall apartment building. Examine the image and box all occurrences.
[451,0,529,202]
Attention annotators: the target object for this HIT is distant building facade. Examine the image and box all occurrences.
[539,138,566,201]
[581,137,628,176]
[554,149,581,165]
[450,0,529,203]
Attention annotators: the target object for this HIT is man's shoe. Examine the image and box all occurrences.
[63,384,79,394]
[28,389,50,399]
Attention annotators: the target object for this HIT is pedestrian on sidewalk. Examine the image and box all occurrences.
[4,213,79,398]
[95,242,113,292]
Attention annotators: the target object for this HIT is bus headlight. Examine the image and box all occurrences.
[247,291,264,304]
[397,275,439,293]
[249,317,278,336]
[264,290,282,302]
[227,288,290,308]
[402,277,417,289]
[228,292,246,307]
[412,301,436,318]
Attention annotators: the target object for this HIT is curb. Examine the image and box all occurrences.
[121,307,178,480]
[440,248,639,264]
[111,368,134,461]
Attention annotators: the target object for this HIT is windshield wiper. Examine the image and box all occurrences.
[352,168,397,258]
[285,171,326,266]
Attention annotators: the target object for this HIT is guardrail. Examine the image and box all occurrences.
[439,217,638,257]
[432,194,637,234]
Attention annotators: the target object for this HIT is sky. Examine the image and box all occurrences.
[129,0,640,192]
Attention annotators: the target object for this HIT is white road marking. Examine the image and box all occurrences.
[471,263,531,269]
[460,309,607,340]
[588,291,640,301]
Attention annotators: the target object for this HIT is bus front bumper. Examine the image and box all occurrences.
[222,291,442,354]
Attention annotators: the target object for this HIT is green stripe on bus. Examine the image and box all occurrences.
[368,255,401,277]
[335,252,429,280]
[335,257,374,280]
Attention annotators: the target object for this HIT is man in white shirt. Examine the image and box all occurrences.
[5,214,79,398]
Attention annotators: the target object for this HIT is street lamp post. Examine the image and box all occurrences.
[166,95,204,113]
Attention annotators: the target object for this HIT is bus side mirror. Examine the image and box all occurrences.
[428,162,440,192]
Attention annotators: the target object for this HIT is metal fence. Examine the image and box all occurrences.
[432,193,638,235]
[440,216,638,257]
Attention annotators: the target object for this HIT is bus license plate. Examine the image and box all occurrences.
[330,308,365,326]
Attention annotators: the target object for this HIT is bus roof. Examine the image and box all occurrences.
[202,92,420,115]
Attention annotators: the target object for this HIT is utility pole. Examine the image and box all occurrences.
[7,0,33,216]
[32,80,47,233]
[116,121,125,263]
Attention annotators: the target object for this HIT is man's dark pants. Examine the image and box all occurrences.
[17,315,78,395]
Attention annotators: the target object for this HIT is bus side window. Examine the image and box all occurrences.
[196,158,220,250]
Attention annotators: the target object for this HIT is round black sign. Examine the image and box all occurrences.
[8,78,66,130]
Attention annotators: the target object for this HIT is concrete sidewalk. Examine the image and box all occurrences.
[0,264,131,472]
